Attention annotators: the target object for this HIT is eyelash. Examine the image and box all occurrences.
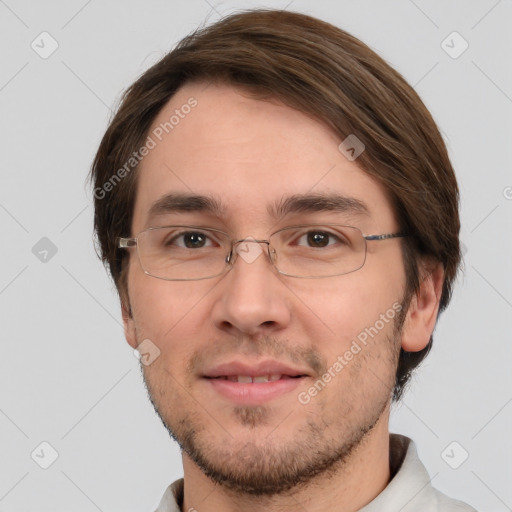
[163,228,347,249]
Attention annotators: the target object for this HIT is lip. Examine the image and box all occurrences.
[202,359,310,405]
[205,376,306,405]
[202,360,310,379]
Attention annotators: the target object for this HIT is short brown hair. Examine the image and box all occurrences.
[90,9,461,400]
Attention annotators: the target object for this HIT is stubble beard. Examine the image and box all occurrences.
[141,306,406,497]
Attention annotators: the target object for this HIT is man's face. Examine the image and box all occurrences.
[124,82,408,494]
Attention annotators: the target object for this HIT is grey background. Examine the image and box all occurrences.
[0,0,511,510]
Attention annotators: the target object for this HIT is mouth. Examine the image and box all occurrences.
[202,361,310,405]
[205,374,306,383]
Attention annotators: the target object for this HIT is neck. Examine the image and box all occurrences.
[181,411,391,512]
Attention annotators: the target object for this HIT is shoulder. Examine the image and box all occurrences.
[434,489,478,512]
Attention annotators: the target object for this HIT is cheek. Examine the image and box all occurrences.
[298,324,398,436]
[291,269,404,344]
[128,270,212,360]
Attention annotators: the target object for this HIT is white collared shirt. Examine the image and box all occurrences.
[154,434,477,511]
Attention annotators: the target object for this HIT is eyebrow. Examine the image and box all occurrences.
[146,192,369,223]
[269,193,370,219]
[147,193,226,221]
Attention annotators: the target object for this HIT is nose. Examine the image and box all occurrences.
[211,238,291,336]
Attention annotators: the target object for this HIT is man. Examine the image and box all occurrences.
[90,9,476,512]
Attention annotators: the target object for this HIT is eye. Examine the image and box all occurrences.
[295,230,344,248]
[166,231,215,249]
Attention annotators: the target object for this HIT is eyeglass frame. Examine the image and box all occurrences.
[117,224,408,281]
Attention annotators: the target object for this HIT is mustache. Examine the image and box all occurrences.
[187,335,327,377]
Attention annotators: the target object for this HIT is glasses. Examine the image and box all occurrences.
[118,224,407,281]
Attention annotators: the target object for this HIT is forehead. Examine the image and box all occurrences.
[132,82,396,233]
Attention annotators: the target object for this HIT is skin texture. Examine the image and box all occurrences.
[122,82,444,512]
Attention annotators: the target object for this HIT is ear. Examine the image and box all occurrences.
[401,262,444,352]
[122,300,138,349]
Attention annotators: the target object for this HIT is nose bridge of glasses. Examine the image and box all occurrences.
[227,237,273,266]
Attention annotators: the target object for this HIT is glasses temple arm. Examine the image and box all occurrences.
[364,232,408,241]
[118,237,137,248]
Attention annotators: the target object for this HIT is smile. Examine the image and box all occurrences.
[208,374,303,383]
[204,374,307,405]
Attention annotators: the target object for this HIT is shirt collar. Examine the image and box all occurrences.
[359,434,440,511]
